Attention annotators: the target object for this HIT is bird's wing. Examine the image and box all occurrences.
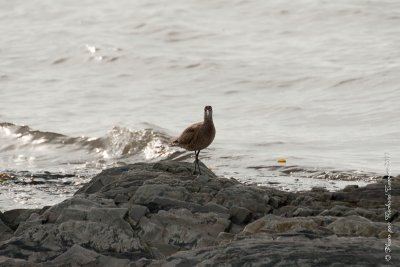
[176,122,202,146]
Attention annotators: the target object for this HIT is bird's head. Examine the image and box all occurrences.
[204,106,213,120]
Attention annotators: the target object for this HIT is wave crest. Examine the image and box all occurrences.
[0,122,175,171]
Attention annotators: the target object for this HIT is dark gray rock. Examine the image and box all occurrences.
[0,216,13,242]
[0,256,35,267]
[127,204,149,226]
[163,236,399,267]
[343,184,359,192]
[292,207,317,217]
[230,205,251,224]
[1,209,44,230]
[42,196,114,223]
[132,184,190,204]
[137,208,230,252]
[0,161,398,266]
[49,244,131,267]
[319,204,352,217]
[273,205,297,216]
[243,214,326,236]
[212,185,272,218]
[326,215,392,238]
[331,177,400,208]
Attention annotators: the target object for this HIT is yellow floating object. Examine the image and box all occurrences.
[277,159,286,163]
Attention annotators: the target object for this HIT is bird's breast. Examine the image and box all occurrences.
[194,123,215,150]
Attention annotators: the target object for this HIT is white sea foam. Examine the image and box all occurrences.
[144,139,172,160]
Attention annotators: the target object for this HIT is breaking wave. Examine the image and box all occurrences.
[0,122,178,173]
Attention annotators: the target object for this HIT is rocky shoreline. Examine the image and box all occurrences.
[0,161,399,266]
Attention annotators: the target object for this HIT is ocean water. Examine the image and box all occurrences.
[1,0,399,210]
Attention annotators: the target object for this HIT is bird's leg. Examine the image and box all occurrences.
[196,150,201,175]
[192,150,198,175]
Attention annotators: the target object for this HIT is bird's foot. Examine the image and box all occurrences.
[192,169,201,176]
[192,158,202,175]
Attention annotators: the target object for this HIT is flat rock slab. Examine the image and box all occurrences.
[163,236,399,267]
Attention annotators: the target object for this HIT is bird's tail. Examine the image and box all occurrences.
[169,138,179,147]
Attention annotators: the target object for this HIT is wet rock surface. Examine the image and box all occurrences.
[0,161,399,266]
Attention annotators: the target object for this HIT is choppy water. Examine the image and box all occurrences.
[1,0,399,210]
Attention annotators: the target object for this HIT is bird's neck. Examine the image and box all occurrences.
[204,114,213,124]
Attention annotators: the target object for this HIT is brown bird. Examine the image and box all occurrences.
[171,106,216,175]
